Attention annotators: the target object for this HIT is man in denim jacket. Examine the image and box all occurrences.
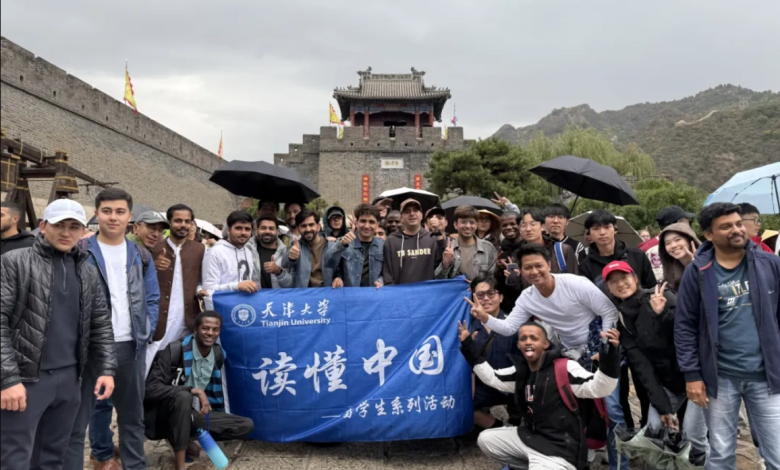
[284,209,337,288]
[327,204,384,288]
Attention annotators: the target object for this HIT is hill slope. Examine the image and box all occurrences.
[493,85,780,190]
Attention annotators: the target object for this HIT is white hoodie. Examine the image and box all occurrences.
[202,239,256,309]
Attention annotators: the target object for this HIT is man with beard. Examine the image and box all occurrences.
[382,200,445,285]
[202,211,258,309]
[285,209,336,288]
[384,210,402,235]
[543,203,581,255]
[0,202,35,255]
[284,203,303,243]
[459,318,621,470]
[128,211,168,250]
[144,311,254,470]
[146,204,206,375]
[676,203,780,470]
[246,212,292,289]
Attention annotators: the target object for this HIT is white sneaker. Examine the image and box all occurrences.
[588,449,596,463]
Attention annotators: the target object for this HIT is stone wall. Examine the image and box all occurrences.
[0,37,238,222]
[275,125,468,210]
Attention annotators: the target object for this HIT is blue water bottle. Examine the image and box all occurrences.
[197,414,228,469]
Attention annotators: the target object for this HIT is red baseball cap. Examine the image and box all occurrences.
[602,261,634,280]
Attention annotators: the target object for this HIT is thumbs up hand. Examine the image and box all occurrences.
[264,254,282,275]
[289,237,301,261]
[155,246,171,271]
[340,231,356,246]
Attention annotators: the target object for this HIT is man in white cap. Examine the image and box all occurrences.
[1,199,117,470]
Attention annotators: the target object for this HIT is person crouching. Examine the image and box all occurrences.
[144,311,253,470]
[458,320,621,470]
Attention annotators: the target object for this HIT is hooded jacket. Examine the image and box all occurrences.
[323,206,348,239]
[202,239,258,308]
[382,228,445,285]
[245,236,292,289]
[612,288,682,414]
[460,340,620,470]
[1,236,117,389]
[658,223,702,292]
[675,240,780,398]
[84,234,160,349]
[579,239,656,291]
[0,230,36,256]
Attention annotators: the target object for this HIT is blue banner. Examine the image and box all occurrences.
[213,279,473,442]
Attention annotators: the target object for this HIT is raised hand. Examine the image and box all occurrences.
[155,246,171,271]
[442,238,456,268]
[650,282,668,314]
[464,297,489,322]
[680,240,697,265]
[491,191,511,208]
[264,255,282,275]
[599,328,620,347]
[340,231,356,246]
[347,213,357,231]
[289,237,301,261]
[457,320,477,342]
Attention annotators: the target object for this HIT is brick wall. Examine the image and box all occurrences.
[0,37,238,222]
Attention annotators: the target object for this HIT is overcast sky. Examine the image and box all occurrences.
[2,0,778,162]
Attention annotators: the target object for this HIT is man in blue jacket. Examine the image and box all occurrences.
[675,202,780,470]
[326,203,384,288]
[64,188,160,470]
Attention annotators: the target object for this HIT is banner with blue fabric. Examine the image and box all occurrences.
[212,279,473,442]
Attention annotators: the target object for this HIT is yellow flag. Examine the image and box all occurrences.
[329,103,342,125]
[218,131,224,158]
[338,125,344,139]
[123,62,138,113]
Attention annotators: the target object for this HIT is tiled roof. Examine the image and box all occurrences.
[333,68,450,101]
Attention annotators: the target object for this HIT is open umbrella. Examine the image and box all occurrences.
[530,155,639,212]
[441,196,502,214]
[373,187,440,214]
[87,204,158,226]
[566,211,643,247]
[210,160,320,203]
[704,162,780,214]
[195,218,222,239]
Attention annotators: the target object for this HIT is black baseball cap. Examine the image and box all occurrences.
[656,206,695,228]
[425,206,445,220]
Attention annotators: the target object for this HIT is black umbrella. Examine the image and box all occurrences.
[210,160,320,204]
[87,204,158,226]
[530,155,639,212]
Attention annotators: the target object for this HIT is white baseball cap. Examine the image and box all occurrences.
[44,199,87,226]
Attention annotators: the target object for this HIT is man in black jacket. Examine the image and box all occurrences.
[0,201,35,255]
[459,320,621,470]
[145,311,253,470]
[602,261,709,462]
[1,199,117,470]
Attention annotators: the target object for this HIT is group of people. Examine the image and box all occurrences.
[1,186,779,470]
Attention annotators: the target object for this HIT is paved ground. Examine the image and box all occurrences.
[87,397,763,470]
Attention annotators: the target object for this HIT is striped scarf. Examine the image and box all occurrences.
[181,335,225,412]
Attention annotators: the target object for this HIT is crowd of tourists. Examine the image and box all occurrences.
[1,186,779,470]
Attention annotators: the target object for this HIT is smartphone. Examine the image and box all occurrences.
[506,263,519,286]
[603,323,616,344]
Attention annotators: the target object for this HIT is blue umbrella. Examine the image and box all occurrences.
[704,162,780,214]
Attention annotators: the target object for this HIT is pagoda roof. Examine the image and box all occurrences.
[333,67,451,122]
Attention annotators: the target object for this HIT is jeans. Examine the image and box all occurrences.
[606,383,630,470]
[89,398,115,461]
[705,376,780,470]
[646,389,709,460]
[64,342,147,470]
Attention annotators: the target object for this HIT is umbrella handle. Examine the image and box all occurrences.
[569,194,580,215]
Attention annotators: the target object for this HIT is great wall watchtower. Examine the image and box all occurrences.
[274,68,471,210]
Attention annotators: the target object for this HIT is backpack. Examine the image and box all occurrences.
[553,358,609,450]
[77,238,151,275]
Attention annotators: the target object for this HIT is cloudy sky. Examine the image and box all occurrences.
[2,0,778,162]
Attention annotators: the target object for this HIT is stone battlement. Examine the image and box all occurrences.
[0,37,222,173]
[318,126,464,152]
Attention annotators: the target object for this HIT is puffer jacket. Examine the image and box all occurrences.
[1,236,117,389]
[83,234,160,349]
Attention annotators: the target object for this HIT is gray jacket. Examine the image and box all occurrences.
[435,236,498,280]
[245,236,292,288]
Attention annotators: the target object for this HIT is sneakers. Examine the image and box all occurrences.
[588,449,596,463]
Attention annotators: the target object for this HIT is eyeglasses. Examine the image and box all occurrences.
[474,290,498,300]
[742,217,761,224]
[520,221,540,229]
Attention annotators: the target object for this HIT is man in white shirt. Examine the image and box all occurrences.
[65,189,160,470]
[466,243,628,470]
